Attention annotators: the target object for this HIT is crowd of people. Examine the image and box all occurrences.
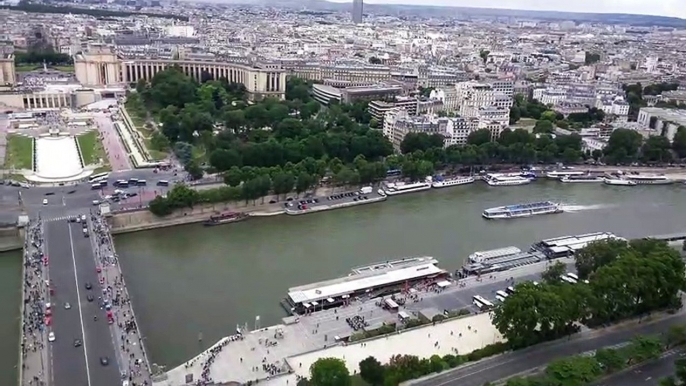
[346,315,368,331]
[21,220,48,386]
[198,336,233,385]
[91,212,151,385]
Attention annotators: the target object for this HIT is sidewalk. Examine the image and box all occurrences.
[21,219,50,386]
[89,211,152,385]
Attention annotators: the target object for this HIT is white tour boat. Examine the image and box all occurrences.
[482,201,563,219]
[483,173,532,186]
[382,179,432,196]
[432,176,476,188]
[560,175,604,183]
[625,174,674,185]
[603,178,637,186]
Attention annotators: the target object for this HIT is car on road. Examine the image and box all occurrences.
[44,192,55,196]
[100,356,109,366]
[48,332,55,342]
[64,302,71,310]
[84,282,93,290]
[86,295,94,302]
[73,338,82,348]
[92,200,100,206]
[96,266,102,273]
[82,228,89,238]
[42,198,48,205]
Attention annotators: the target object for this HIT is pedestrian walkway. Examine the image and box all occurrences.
[21,219,50,386]
[90,211,152,385]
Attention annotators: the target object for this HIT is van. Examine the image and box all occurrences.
[91,183,102,190]
[157,180,169,186]
[82,228,89,237]
[137,179,147,186]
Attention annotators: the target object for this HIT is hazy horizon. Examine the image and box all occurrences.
[324,0,686,19]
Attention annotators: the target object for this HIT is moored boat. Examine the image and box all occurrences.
[625,174,674,185]
[603,178,637,186]
[546,170,585,179]
[382,178,432,196]
[482,201,562,219]
[204,212,249,226]
[560,175,604,183]
[432,176,475,188]
[483,173,532,186]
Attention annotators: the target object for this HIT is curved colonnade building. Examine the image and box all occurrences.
[74,48,287,100]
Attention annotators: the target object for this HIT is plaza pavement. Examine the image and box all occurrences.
[156,259,572,386]
[93,112,132,172]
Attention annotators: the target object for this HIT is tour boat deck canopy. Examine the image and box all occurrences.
[287,262,446,305]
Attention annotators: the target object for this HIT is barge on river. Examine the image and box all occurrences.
[282,257,448,315]
[203,212,249,226]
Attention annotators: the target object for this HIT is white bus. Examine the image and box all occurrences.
[561,276,577,284]
[473,295,494,309]
[566,273,579,281]
[89,172,110,182]
[506,286,515,295]
[496,290,509,299]
[495,295,506,303]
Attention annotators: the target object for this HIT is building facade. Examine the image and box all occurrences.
[0,55,17,86]
[74,47,287,100]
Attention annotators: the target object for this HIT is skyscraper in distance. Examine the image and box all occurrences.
[352,0,363,24]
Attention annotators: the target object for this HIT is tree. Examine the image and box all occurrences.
[184,160,203,180]
[223,110,246,133]
[541,261,566,284]
[666,325,686,348]
[223,166,243,187]
[545,355,603,386]
[296,172,315,195]
[309,358,351,386]
[533,120,554,134]
[574,239,629,280]
[148,196,172,216]
[603,129,642,164]
[467,129,492,146]
[673,126,686,159]
[641,135,672,164]
[359,356,385,385]
[626,335,663,364]
[272,171,295,199]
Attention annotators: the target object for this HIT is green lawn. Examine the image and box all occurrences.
[5,135,33,170]
[14,64,40,72]
[50,65,74,72]
[77,131,107,166]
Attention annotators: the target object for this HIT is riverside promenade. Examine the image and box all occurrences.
[90,211,152,385]
[21,219,50,386]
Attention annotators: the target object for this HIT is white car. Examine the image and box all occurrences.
[42,198,48,205]
[48,332,56,342]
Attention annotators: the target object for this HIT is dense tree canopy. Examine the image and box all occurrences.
[309,358,351,386]
[493,238,685,348]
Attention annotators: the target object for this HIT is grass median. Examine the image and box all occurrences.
[5,135,33,170]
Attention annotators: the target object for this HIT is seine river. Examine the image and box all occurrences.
[2,181,686,378]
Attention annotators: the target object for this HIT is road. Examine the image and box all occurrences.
[45,218,121,386]
[593,349,682,386]
[413,312,686,386]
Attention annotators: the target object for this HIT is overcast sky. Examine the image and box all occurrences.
[327,0,686,19]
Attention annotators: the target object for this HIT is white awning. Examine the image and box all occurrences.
[311,301,319,306]
[327,298,335,303]
[342,294,350,299]
[303,302,311,308]
[436,280,451,288]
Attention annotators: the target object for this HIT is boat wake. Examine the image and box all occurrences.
[561,204,612,212]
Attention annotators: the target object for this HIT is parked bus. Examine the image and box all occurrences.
[473,295,494,309]
[561,276,577,284]
[566,273,579,281]
[495,290,509,299]
[495,295,506,303]
[157,180,169,187]
[506,286,515,295]
[89,172,110,182]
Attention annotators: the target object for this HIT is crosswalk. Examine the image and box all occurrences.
[43,215,77,223]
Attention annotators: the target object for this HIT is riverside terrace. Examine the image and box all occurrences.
[155,258,576,386]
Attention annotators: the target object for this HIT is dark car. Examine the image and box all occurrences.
[74,339,82,348]
[86,295,94,302]
[100,356,109,366]
[84,282,93,290]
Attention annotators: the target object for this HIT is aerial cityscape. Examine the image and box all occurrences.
[2,0,686,385]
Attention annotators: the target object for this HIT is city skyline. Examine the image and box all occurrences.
[327,0,686,19]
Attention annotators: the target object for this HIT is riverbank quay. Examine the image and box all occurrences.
[153,257,572,386]
[20,219,49,386]
[284,190,386,215]
[90,211,152,384]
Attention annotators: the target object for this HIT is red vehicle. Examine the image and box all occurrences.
[96,266,102,273]
[42,256,49,266]
[99,276,105,285]
[45,316,52,326]
[106,311,114,324]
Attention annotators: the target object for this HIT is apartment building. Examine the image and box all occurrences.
[595,96,630,119]
[382,108,505,151]
[637,107,686,141]
[368,96,419,125]
[457,82,513,118]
